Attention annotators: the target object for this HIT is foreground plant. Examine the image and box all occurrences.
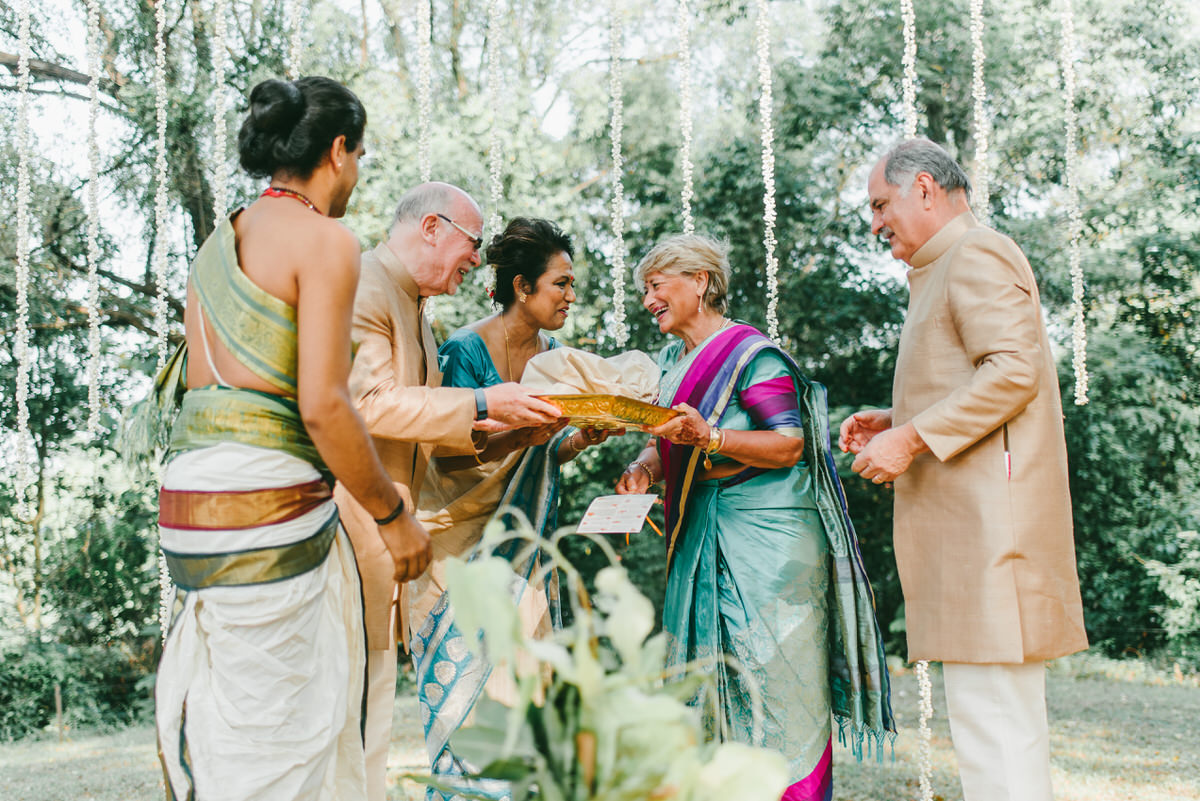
[411,520,789,801]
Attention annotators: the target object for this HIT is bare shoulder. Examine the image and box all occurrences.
[295,218,362,286]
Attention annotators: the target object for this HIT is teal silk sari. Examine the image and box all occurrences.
[657,324,894,801]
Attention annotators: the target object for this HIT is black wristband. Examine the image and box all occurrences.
[373,497,406,526]
[474,387,488,421]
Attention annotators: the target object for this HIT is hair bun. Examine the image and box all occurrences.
[248,79,305,134]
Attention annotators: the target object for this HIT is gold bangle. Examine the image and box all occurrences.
[568,432,587,453]
[630,461,656,485]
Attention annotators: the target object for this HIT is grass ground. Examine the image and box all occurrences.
[3,658,1197,801]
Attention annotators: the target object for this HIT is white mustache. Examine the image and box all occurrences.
[879,226,895,240]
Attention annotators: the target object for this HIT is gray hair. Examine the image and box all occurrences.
[633,234,731,315]
[391,182,471,226]
[881,138,972,199]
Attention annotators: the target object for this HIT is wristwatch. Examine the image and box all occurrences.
[474,387,488,421]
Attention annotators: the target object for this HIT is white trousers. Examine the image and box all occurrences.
[365,645,399,801]
[942,662,1054,801]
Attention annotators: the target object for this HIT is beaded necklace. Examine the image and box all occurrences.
[262,186,322,214]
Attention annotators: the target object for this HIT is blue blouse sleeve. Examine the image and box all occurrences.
[438,330,503,390]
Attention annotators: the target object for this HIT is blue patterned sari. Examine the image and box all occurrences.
[412,329,566,801]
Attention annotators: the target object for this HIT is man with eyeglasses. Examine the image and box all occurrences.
[332,182,562,801]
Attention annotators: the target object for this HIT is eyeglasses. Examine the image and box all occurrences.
[436,213,484,251]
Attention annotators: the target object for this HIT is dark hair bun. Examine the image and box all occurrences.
[237,76,366,180]
[247,80,305,135]
[487,217,574,310]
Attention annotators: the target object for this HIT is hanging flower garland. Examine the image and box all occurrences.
[915,659,935,801]
[485,0,504,236]
[754,0,779,341]
[607,0,628,348]
[13,0,35,521]
[969,0,991,220]
[900,0,918,139]
[152,0,171,368]
[285,0,304,79]
[675,0,695,236]
[85,0,103,436]
[1060,0,1088,405]
[898,4,934,796]
[417,0,433,183]
[210,0,229,222]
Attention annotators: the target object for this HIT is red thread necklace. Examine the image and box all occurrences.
[262,186,323,214]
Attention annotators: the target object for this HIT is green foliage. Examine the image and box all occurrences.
[0,641,153,741]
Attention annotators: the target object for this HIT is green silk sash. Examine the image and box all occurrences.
[191,215,299,396]
[162,507,338,591]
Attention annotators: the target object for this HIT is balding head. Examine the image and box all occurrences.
[385,182,484,297]
[391,182,481,229]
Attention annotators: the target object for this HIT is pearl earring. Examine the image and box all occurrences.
[518,292,528,304]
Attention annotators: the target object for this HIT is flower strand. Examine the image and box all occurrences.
[417,0,433,182]
[486,0,504,235]
[969,0,990,221]
[1060,0,1088,404]
[608,0,628,348]
[210,0,229,222]
[900,0,919,139]
[86,0,103,436]
[676,0,695,235]
[916,660,934,801]
[754,0,779,341]
[14,0,35,520]
[153,0,171,368]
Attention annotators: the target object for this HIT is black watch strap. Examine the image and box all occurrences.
[474,387,488,421]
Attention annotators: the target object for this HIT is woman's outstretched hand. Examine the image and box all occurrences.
[644,403,709,448]
[616,462,652,494]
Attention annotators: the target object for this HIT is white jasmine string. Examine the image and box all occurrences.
[969,0,990,220]
[285,0,304,79]
[916,660,934,801]
[13,0,35,520]
[417,0,433,182]
[85,0,103,436]
[1060,0,1088,404]
[152,0,171,368]
[676,0,695,235]
[607,0,628,347]
[900,0,918,139]
[152,0,174,641]
[210,0,229,221]
[754,0,778,341]
[486,0,504,235]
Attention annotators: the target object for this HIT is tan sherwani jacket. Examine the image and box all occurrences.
[892,212,1088,664]
[332,243,478,650]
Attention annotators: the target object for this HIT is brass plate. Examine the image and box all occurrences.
[538,394,681,430]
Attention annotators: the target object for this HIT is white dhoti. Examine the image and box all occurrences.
[156,442,367,801]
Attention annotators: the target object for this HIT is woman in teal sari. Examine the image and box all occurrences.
[413,217,618,800]
[616,234,894,801]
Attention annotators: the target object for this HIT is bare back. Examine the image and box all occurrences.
[184,197,359,394]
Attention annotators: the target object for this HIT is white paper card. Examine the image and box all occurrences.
[576,494,657,533]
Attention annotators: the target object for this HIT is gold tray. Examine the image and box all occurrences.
[537,394,680,430]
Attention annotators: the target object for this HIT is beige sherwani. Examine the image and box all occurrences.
[333,243,478,649]
[331,242,478,801]
[892,211,1088,665]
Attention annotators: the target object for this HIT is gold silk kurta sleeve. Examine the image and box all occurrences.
[334,243,478,649]
[891,212,1088,664]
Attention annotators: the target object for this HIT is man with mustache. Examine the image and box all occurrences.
[839,139,1087,801]
[332,182,561,801]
